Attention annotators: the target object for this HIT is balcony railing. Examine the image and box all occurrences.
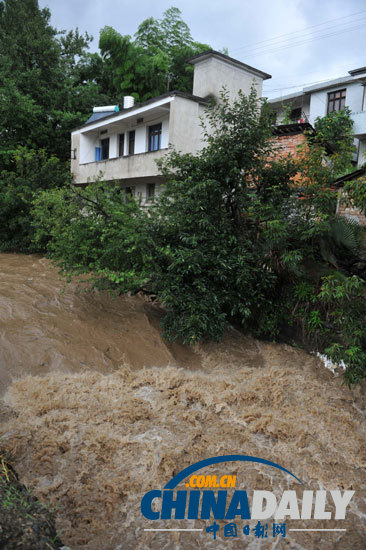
[76,148,168,184]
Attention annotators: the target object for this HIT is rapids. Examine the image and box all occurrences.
[0,253,365,549]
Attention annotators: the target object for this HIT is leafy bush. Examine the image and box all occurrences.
[313,107,355,174]
[287,274,366,386]
[0,147,68,252]
[32,180,152,292]
[344,176,366,216]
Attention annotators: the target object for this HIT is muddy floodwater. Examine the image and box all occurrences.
[0,253,365,549]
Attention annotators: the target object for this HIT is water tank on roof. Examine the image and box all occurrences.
[123,96,135,109]
[93,105,119,113]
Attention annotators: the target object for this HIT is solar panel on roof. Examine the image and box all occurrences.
[85,112,114,124]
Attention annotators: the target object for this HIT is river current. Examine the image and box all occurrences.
[0,253,365,549]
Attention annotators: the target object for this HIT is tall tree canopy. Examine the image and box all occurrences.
[0,0,113,251]
[0,0,111,167]
[98,7,210,102]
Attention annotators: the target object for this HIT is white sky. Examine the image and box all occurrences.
[39,0,366,99]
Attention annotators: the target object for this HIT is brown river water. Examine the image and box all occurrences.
[0,253,365,549]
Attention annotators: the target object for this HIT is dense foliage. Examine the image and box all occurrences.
[0,0,115,251]
[344,176,366,216]
[98,7,210,102]
[33,89,366,385]
[313,107,355,175]
[32,182,152,290]
[0,0,111,167]
[290,274,366,386]
[0,147,67,251]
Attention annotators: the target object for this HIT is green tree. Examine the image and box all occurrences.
[0,147,68,251]
[344,176,366,215]
[32,180,152,290]
[99,7,210,102]
[313,107,355,175]
[0,0,111,167]
[0,0,59,166]
[148,89,295,343]
[0,0,113,251]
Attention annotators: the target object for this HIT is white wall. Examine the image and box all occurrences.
[309,82,364,124]
[109,134,118,158]
[134,126,146,154]
[161,118,169,148]
[169,96,205,154]
[79,133,98,164]
[192,57,263,102]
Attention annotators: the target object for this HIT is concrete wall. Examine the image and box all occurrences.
[308,82,364,124]
[109,134,118,158]
[192,57,262,103]
[161,118,169,149]
[135,125,145,154]
[79,133,97,164]
[352,111,366,140]
[73,149,168,185]
[71,133,80,177]
[168,96,206,154]
[359,139,366,166]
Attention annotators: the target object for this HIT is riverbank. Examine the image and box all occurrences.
[0,449,64,549]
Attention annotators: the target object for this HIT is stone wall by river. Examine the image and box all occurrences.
[0,253,365,549]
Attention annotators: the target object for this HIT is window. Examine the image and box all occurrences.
[147,183,155,201]
[148,123,162,152]
[327,89,346,113]
[101,138,109,160]
[290,107,302,122]
[119,134,125,157]
[128,130,135,155]
[124,186,135,203]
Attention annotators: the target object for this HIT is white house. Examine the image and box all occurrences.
[269,67,366,167]
[70,51,271,203]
